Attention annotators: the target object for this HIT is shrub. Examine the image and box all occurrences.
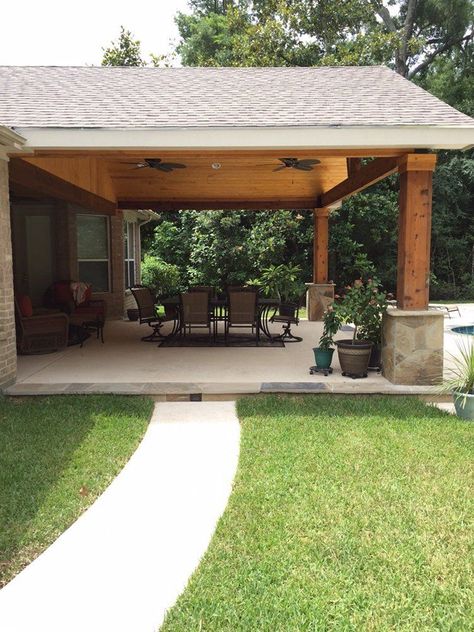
[141,255,181,299]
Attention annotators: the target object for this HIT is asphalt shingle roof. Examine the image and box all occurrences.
[0,65,472,130]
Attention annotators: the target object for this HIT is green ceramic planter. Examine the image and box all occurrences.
[453,391,474,420]
[313,347,334,369]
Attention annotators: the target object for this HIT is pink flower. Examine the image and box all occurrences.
[354,279,363,288]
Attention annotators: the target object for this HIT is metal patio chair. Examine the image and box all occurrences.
[130,285,178,341]
[269,294,304,342]
[225,289,259,345]
[180,291,213,338]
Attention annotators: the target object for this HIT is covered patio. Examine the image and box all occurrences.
[1,65,474,393]
[5,310,471,397]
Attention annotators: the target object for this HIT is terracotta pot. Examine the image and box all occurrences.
[336,339,373,378]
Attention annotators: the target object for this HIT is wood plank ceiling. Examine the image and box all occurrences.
[10,148,413,211]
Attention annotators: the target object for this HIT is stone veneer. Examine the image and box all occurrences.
[382,309,444,385]
[306,283,335,321]
[0,158,16,388]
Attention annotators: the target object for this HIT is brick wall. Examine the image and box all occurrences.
[0,158,16,388]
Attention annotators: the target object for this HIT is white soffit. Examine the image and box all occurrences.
[13,125,474,152]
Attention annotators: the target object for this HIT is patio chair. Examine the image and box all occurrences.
[225,290,259,345]
[15,295,69,354]
[180,291,213,338]
[130,285,178,341]
[269,294,304,342]
[189,285,215,297]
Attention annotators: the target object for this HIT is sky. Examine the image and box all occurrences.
[1,0,190,66]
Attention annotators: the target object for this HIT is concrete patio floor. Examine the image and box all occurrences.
[7,305,474,397]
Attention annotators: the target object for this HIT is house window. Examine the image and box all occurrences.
[77,214,110,292]
[124,222,137,288]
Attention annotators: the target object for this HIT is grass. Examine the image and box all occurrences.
[0,395,153,587]
[162,395,474,632]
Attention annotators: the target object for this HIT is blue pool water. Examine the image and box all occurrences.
[452,325,474,336]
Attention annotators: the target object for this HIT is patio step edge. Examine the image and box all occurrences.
[4,381,440,397]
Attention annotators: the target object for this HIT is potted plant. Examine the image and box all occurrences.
[444,338,474,420]
[356,281,390,370]
[335,278,388,378]
[312,305,341,375]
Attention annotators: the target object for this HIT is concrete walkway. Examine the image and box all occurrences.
[0,402,240,632]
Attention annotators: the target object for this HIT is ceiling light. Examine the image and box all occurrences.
[211,162,222,170]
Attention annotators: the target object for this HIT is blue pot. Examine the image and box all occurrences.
[453,392,474,420]
[313,347,334,369]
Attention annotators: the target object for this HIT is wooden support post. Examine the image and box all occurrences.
[313,208,330,284]
[397,154,437,310]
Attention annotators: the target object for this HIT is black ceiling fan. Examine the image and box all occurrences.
[273,157,321,172]
[126,158,187,172]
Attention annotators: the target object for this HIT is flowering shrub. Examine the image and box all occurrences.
[334,278,389,345]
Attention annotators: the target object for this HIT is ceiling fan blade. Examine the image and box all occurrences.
[144,159,163,169]
[157,165,174,172]
[162,163,186,169]
[132,164,147,169]
[295,164,314,171]
[298,159,320,167]
[273,165,288,172]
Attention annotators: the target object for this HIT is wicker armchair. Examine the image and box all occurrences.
[225,290,259,345]
[15,298,69,354]
[130,285,178,341]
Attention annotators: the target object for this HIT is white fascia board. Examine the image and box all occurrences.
[0,126,27,160]
[14,125,474,151]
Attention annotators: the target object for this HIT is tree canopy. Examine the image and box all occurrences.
[100,3,474,299]
[176,0,474,76]
[101,27,145,67]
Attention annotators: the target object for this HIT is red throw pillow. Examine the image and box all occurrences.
[84,285,92,304]
[54,281,73,305]
[17,294,33,317]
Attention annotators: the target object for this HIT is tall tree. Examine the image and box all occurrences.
[102,27,146,67]
[176,1,474,75]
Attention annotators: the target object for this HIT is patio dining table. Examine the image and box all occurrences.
[161,295,280,340]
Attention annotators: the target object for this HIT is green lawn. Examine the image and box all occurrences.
[0,395,153,587]
[162,395,474,632]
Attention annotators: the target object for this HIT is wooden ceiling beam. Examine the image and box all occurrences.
[9,159,117,214]
[318,157,399,208]
[117,199,314,211]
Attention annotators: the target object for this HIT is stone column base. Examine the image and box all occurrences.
[382,309,444,385]
[305,283,335,321]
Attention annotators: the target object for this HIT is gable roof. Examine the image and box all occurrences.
[0,65,472,130]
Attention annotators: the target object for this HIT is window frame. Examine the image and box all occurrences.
[77,214,111,293]
[124,221,137,289]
